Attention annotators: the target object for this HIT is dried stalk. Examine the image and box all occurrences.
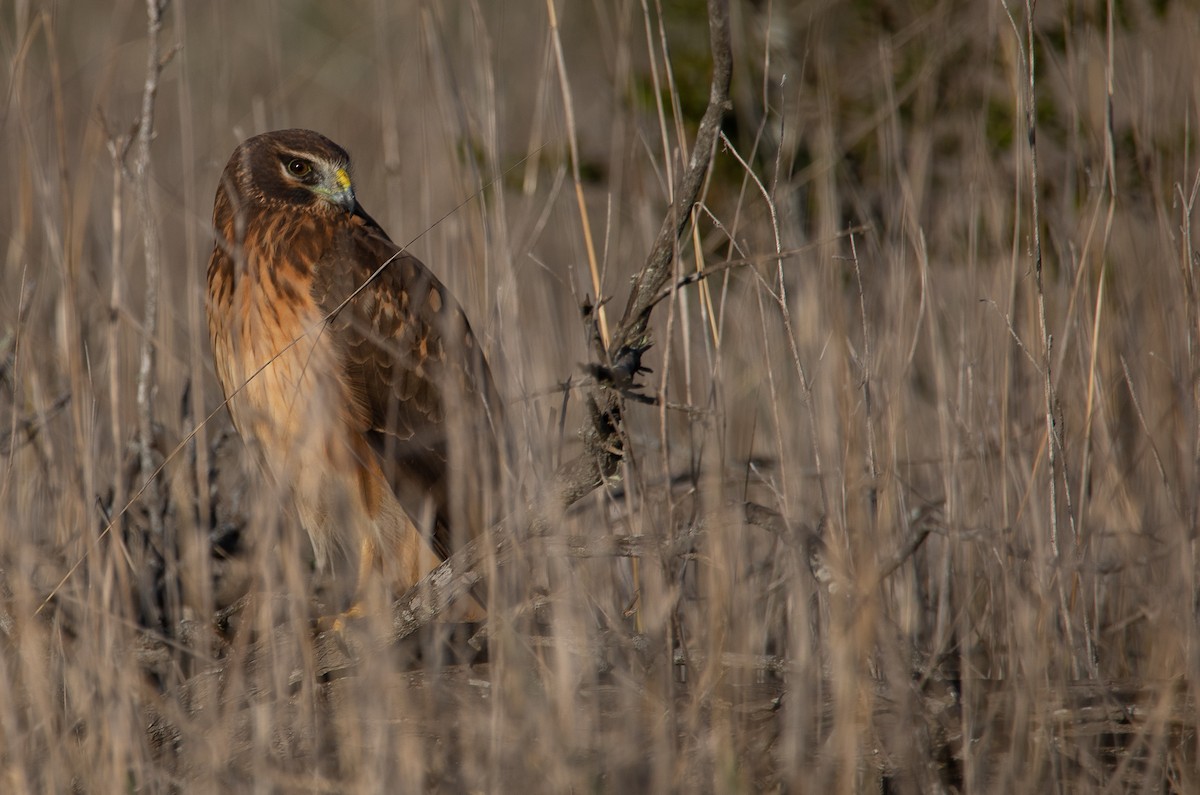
[133,0,169,540]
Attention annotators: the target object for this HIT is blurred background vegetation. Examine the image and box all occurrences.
[3,0,1199,791]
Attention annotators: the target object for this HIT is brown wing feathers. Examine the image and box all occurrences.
[309,198,501,562]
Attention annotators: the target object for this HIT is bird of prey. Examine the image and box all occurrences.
[206,129,502,620]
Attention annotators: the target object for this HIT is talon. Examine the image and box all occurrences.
[315,600,366,635]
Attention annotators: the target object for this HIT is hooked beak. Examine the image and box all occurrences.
[315,166,356,212]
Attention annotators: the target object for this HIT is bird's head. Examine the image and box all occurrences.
[219,128,358,218]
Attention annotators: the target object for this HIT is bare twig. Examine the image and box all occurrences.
[133,0,170,541]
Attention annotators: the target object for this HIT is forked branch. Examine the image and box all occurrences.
[550,0,733,504]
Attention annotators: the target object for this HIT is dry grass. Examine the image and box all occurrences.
[3,0,1199,792]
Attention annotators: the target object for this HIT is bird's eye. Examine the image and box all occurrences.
[286,158,312,178]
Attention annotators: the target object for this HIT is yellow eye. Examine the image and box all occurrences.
[286,158,312,178]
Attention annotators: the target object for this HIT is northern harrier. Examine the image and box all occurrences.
[206,129,502,619]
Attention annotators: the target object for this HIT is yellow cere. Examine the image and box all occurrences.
[335,168,352,192]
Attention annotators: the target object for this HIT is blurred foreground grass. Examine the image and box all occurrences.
[2,1,1199,792]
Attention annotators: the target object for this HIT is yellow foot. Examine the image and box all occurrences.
[314,601,366,635]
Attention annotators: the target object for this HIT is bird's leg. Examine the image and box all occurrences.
[351,534,379,613]
[316,536,378,634]
[343,535,381,626]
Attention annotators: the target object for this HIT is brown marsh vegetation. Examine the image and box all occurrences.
[2,0,1199,792]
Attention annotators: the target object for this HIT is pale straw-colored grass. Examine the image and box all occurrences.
[2,1,1198,791]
